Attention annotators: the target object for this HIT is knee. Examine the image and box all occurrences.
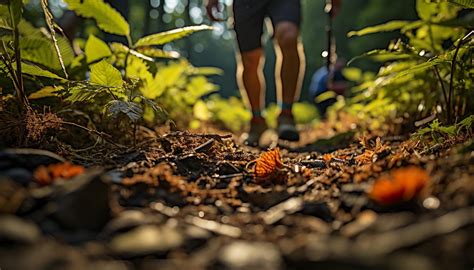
[240,49,263,70]
[275,22,299,50]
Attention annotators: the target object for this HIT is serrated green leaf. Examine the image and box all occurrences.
[135,25,212,47]
[105,100,142,122]
[64,0,130,36]
[66,84,99,102]
[90,59,123,87]
[449,0,474,8]
[0,5,12,30]
[85,34,112,63]
[21,62,64,79]
[348,21,412,37]
[110,42,154,62]
[136,47,180,59]
[28,86,61,99]
[433,0,474,8]
[16,20,74,70]
[126,55,152,81]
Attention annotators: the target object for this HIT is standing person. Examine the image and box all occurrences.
[206,0,340,146]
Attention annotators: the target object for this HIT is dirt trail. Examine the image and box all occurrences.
[0,129,473,270]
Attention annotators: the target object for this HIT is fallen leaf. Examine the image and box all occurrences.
[34,162,85,186]
[254,148,284,181]
[369,166,429,205]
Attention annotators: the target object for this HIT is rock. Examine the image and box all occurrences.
[340,210,378,237]
[46,169,110,231]
[0,148,65,171]
[240,184,290,210]
[262,197,304,225]
[183,225,212,251]
[103,210,161,236]
[0,239,91,270]
[299,201,334,222]
[110,225,183,257]
[0,215,40,244]
[1,168,33,185]
[218,241,283,270]
[0,178,27,214]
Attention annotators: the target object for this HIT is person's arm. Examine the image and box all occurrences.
[206,0,224,22]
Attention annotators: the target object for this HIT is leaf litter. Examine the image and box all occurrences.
[0,129,473,269]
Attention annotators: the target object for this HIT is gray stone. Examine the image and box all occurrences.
[218,241,283,270]
[110,225,183,256]
[0,215,40,244]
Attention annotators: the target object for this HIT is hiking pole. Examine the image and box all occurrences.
[324,0,335,70]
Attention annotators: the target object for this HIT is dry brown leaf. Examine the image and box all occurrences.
[254,148,285,182]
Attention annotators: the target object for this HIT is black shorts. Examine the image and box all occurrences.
[233,0,301,52]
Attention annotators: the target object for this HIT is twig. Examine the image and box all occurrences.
[60,120,126,148]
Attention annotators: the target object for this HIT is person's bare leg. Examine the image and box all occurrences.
[236,48,267,146]
[274,21,305,109]
[273,21,305,141]
[236,48,265,113]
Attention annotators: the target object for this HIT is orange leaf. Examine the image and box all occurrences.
[369,166,429,205]
[33,162,85,186]
[369,177,405,205]
[254,148,284,179]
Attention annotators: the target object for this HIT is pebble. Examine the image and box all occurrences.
[0,215,40,244]
[218,241,283,270]
[110,225,183,256]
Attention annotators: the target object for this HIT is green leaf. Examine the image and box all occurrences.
[28,86,61,99]
[66,84,99,102]
[9,0,22,27]
[135,25,212,47]
[21,62,64,79]
[446,0,474,8]
[136,46,180,59]
[191,66,223,76]
[390,58,450,81]
[16,20,74,70]
[348,21,412,37]
[105,100,143,122]
[450,0,474,8]
[85,34,112,64]
[90,60,123,87]
[0,5,12,30]
[64,0,130,36]
[348,49,420,65]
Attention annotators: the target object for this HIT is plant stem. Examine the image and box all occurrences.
[433,66,448,120]
[448,30,473,124]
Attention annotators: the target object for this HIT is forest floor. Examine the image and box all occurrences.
[0,121,473,270]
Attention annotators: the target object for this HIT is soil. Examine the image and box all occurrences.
[0,126,473,270]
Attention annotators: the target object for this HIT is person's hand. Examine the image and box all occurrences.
[206,0,224,22]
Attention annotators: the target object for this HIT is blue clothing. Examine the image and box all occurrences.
[309,67,346,100]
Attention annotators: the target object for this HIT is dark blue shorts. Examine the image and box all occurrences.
[233,0,302,52]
